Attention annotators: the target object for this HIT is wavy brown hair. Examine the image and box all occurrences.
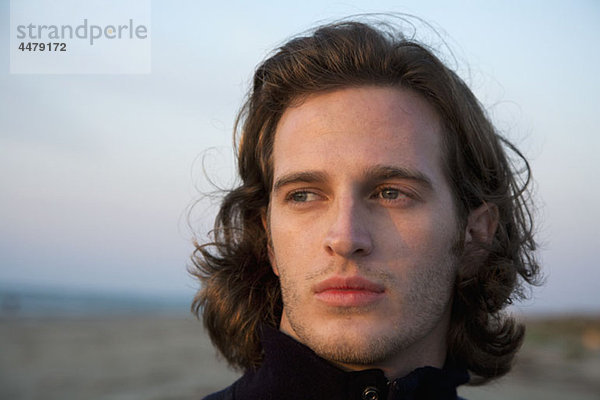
[191,19,540,383]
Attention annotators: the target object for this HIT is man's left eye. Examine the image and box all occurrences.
[374,187,405,200]
[380,188,400,199]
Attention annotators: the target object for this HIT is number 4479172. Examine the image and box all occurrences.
[18,42,66,51]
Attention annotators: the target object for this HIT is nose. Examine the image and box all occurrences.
[323,196,373,257]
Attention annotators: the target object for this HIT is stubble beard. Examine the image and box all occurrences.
[277,255,458,368]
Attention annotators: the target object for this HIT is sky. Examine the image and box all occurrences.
[1,0,599,313]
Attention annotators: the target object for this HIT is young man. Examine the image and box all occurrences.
[192,19,539,400]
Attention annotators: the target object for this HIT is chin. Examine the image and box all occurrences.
[297,318,408,364]
[314,329,405,367]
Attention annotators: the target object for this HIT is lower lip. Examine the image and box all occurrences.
[314,289,384,307]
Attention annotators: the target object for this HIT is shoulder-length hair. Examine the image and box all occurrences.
[191,19,540,383]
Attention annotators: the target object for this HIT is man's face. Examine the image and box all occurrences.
[267,86,461,375]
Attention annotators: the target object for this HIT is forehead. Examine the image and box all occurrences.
[272,86,446,187]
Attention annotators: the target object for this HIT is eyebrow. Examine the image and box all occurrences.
[364,164,433,189]
[272,164,433,193]
[273,171,328,193]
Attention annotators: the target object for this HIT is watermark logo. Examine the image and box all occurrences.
[10,0,151,74]
[16,19,148,46]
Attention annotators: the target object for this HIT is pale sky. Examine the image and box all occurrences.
[1,0,599,313]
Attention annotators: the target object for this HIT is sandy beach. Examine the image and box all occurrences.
[1,315,599,399]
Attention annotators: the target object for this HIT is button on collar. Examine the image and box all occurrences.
[361,386,380,400]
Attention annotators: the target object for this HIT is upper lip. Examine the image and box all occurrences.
[313,276,385,294]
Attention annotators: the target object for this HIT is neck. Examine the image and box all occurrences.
[334,332,447,380]
[320,307,452,380]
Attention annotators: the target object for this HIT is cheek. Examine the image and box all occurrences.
[269,214,322,269]
[270,210,322,256]
[387,209,459,259]
[397,215,460,294]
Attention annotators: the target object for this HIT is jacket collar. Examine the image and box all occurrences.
[235,325,469,400]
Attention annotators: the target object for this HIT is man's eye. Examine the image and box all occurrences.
[288,191,317,202]
[374,187,410,202]
[380,188,400,200]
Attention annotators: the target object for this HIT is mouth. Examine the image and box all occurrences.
[313,276,385,307]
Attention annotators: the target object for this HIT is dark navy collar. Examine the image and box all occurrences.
[223,325,469,400]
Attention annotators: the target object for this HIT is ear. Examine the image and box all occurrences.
[465,202,499,245]
[261,208,279,276]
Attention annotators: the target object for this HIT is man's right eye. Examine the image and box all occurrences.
[287,191,318,203]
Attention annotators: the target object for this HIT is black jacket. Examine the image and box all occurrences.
[204,326,469,400]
